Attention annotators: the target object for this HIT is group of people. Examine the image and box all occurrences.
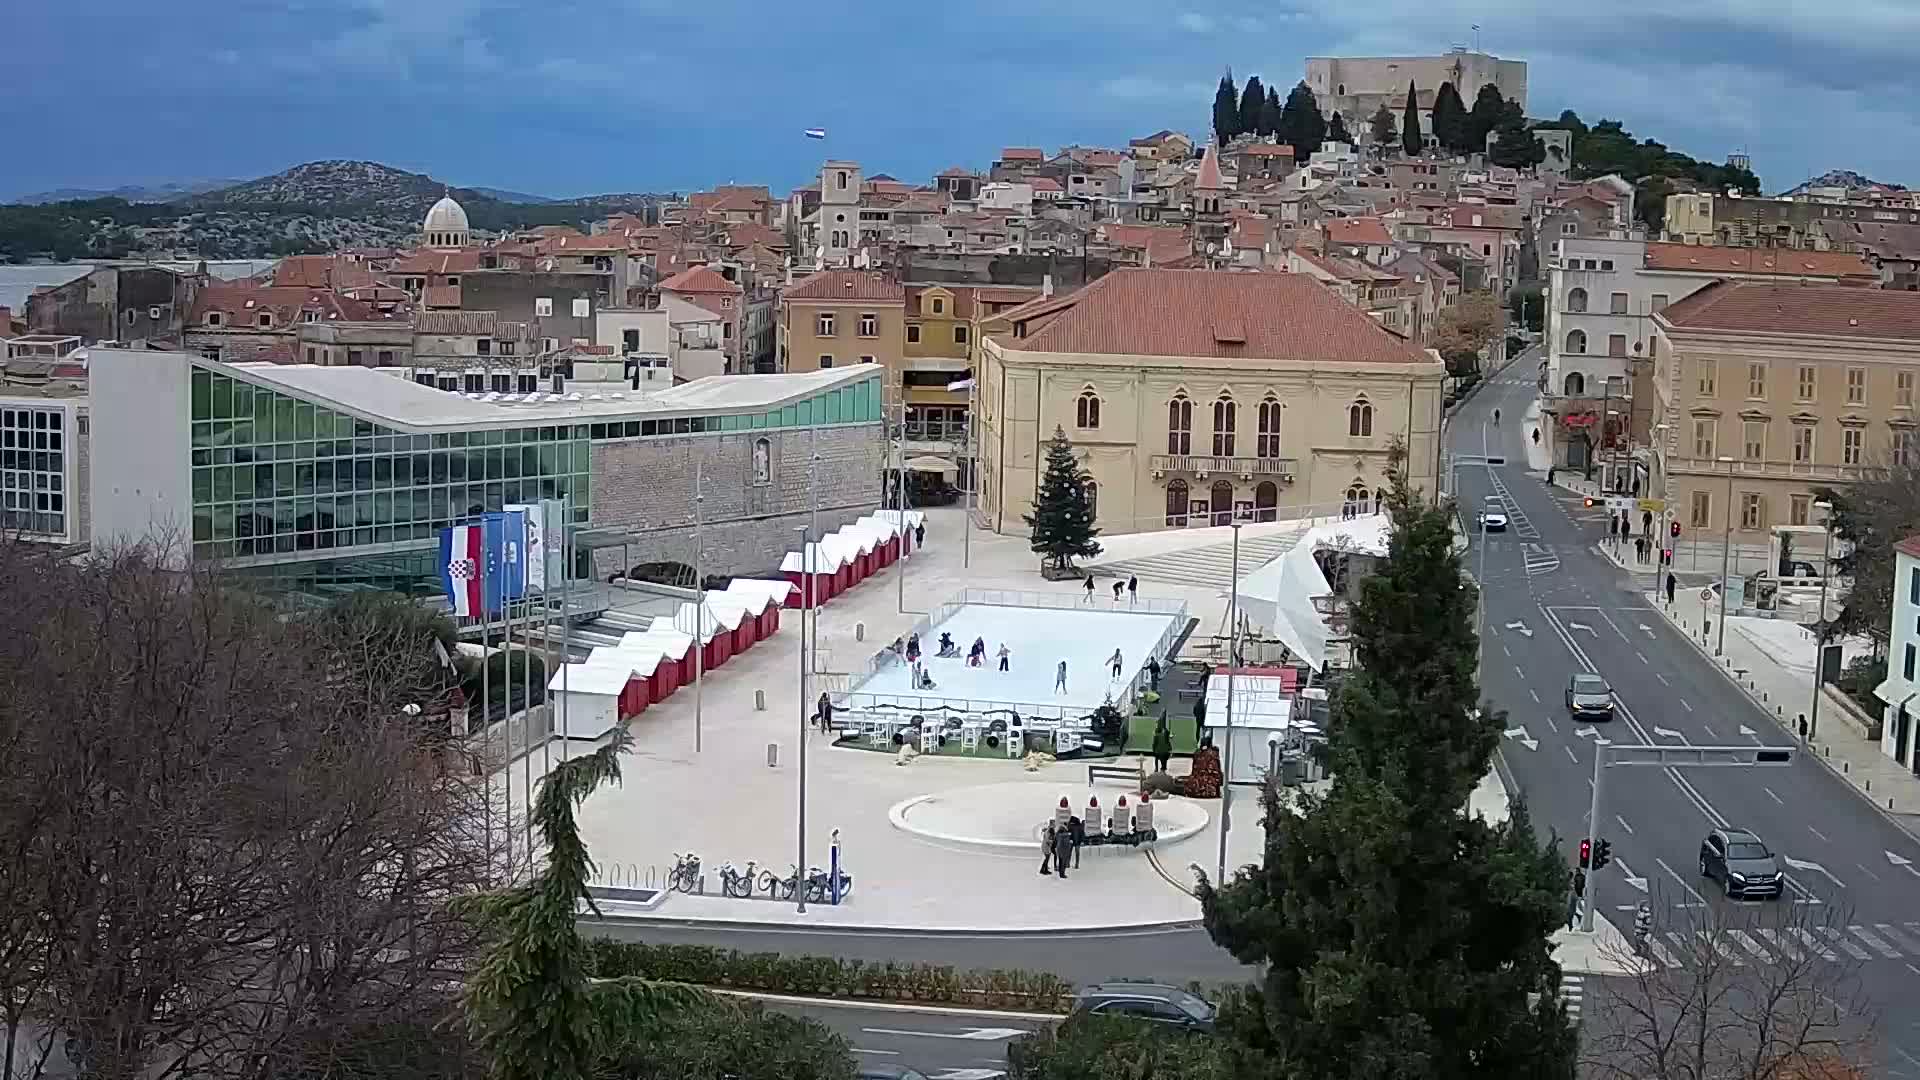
[1040,816,1084,878]
[1081,574,1141,604]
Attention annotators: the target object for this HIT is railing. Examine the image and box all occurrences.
[1670,457,1875,483]
[1150,454,1298,477]
[903,421,969,442]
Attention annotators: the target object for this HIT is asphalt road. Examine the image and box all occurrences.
[1455,357,1920,1075]
[761,996,1047,1078]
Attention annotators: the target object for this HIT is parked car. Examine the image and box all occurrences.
[1070,983,1216,1032]
[1564,673,1614,720]
[1698,827,1784,899]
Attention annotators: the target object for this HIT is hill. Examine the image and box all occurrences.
[1779,169,1907,197]
[9,180,240,206]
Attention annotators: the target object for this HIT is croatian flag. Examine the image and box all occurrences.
[803,127,827,140]
[440,523,485,617]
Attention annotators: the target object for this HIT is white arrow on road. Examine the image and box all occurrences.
[1568,621,1596,636]
[1782,857,1847,890]
[1615,858,1649,894]
[1504,725,1538,751]
[1574,726,1599,739]
[1738,724,1758,739]
[1639,623,1658,638]
[1887,851,1920,878]
[1653,726,1687,740]
[863,1028,1028,1042]
[1505,620,1535,638]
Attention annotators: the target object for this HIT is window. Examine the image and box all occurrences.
[858,312,878,337]
[206,312,223,327]
[1652,293,1670,312]
[200,345,222,361]
[1566,287,1588,313]
[1900,370,1915,408]
[500,341,515,355]
[1790,494,1811,526]
[1165,479,1190,526]
[303,310,319,324]
[1743,420,1766,461]
[954,325,969,345]
[1076,391,1101,430]
[1565,329,1587,354]
[1912,566,1919,606]
[1212,395,1237,456]
[1690,490,1711,528]
[819,354,834,369]
[1562,222,1577,235]
[1167,395,1192,454]
[1697,359,1716,396]
[1741,492,1764,530]
[572,298,591,318]
[257,312,273,328]
[1747,362,1767,399]
[477,338,491,356]
[1257,397,1282,458]
[1797,364,1816,402]
[1847,366,1867,404]
[906,324,921,344]
[1793,425,1815,463]
[1608,334,1628,358]
[305,347,316,363]
[623,329,640,353]
[1895,428,1915,467]
[817,313,835,336]
[1345,482,1373,517]
[1610,291,1628,315]
[534,297,553,317]
[1601,259,1615,271]
[1563,372,1586,396]
[1692,418,1715,458]
[859,355,875,364]
[1907,643,1916,683]
[1348,399,1374,437]
[1843,426,1863,465]
[931,297,945,315]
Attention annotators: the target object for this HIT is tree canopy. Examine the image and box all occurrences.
[1431,81,1469,153]
[1530,110,1763,233]
[1213,72,1240,146]
[1277,81,1327,158]
[1023,427,1102,573]
[1238,75,1268,139]
[1400,81,1424,157]
[1327,110,1351,146]
[1369,103,1398,149]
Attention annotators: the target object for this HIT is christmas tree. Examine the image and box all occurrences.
[1023,426,1102,574]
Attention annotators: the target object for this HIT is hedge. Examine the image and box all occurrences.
[587,940,1075,1012]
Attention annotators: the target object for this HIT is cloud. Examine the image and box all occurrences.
[1174,12,1216,32]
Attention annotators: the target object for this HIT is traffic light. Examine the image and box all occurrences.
[1583,497,1597,508]
[1670,520,1682,539]
[1594,839,1613,871]
[1578,838,1592,868]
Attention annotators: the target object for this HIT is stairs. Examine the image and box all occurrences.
[1096,532,1302,589]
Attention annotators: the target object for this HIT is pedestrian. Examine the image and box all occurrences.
[1051,819,1074,880]
[1152,718,1173,774]
[1547,465,1556,486]
[1108,647,1123,678]
[1040,821,1055,876]
[1665,571,1677,606]
[817,691,834,735]
[1642,509,1653,537]
[1127,575,1139,604]
[915,521,925,548]
[1146,655,1161,690]
[1055,659,1068,693]
[997,643,1010,672]
[1635,536,1646,563]
[1192,695,1207,746]
[1609,516,1619,543]
[1083,576,1095,602]
[906,633,920,663]
[1633,900,1653,958]
[1112,579,1124,602]
[1067,815,1084,869]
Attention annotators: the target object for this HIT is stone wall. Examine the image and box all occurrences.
[587,423,884,578]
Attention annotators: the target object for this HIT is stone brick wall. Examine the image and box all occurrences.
[587,423,884,578]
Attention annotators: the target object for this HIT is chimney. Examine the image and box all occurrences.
[1042,273,1054,298]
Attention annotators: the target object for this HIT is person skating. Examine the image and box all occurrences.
[1054,659,1068,694]
[1151,718,1173,774]
[997,643,1010,672]
[1111,579,1124,603]
[1108,647,1123,679]
[937,631,956,658]
[1127,575,1138,604]
[905,633,921,664]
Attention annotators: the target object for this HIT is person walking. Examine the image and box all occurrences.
[1083,576,1095,603]
[1532,427,1540,446]
[1151,718,1173,774]
[1665,571,1677,606]
[1609,516,1619,544]
[997,643,1010,672]
[1642,509,1654,537]
[1632,900,1653,959]
[1039,821,1055,876]
[1546,465,1556,486]
[915,521,925,548]
[1054,659,1068,693]
[1146,655,1161,690]
[816,691,835,735]
[1108,648,1123,679]
[1127,575,1139,604]
[1051,819,1074,880]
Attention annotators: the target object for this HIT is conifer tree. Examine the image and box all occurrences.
[1401,80,1423,157]
[1262,85,1283,137]
[1467,83,1508,151]
[1431,81,1468,152]
[1326,111,1351,146]
[1368,103,1397,149]
[1213,71,1240,146]
[1276,81,1326,157]
[1238,75,1267,141]
[1023,427,1101,574]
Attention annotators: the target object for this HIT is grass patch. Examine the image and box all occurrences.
[1125,711,1199,755]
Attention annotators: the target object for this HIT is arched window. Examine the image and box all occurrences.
[1167,395,1192,455]
[1564,371,1586,396]
[1210,480,1234,526]
[1256,396,1282,458]
[1344,482,1371,519]
[1255,481,1278,522]
[1212,394,1237,456]
[1566,329,1587,354]
[1348,398,1374,437]
[1165,479,1190,526]
[1075,390,1101,430]
[1083,478,1098,521]
[1566,287,1588,313]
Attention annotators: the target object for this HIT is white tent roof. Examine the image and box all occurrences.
[622,627,693,659]
[1202,673,1320,734]
[586,645,664,678]
[855,514,903,538]
[548,661,629,695]
[724,578,793,608]
[674,597,746,638]
[819,531,864,564]
[779,541,846,573]
[1232,514,1391,673]
[832,525,881,554]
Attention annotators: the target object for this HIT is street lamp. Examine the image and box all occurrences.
[1809,499,1835,741]
[1475,416,1492,682]
[1715,455,1735,656]
[1216,519,1242,887]
[794,522,812,913]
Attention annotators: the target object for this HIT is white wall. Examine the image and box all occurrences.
[89,348,192,565]
[596,307,669,355]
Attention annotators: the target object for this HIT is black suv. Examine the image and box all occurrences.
[1699,827,1784,899]
[1071,983,1216,1031]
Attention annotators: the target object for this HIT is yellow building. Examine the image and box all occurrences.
[1651,280,1920,540]
[977,268,1446,535]
[776,270,906,395]
[900,284,1041,437]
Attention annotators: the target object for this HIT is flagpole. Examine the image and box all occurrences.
[560,495,572,764]
[694,462,706,754]
[479,530,496,878]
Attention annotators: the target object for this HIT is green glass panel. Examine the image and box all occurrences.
[192,422,212,450]
[570,442,588,472]
[192,468,211,504]
[213,466,234,501]
[211,374,232,420]
[252,388,274,441]
[191,370,212,421]
[192,511,211,543]
[294,402,315,440]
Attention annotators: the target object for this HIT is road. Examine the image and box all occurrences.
[761,996,1048,1078]
[1455,355,1920,1075]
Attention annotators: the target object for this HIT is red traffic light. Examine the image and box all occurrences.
[1578,838,1592,868]
[1583,497,1596,508]
[1670,520,1682,538]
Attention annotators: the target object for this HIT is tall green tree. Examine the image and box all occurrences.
[1023,427,1101,574]
[1431,81,1468,153]
[1368,103,1398,150]
[1196,469,1579,1080]
[1238,75,1267,140]
[1488,103,1546,169]
[1276,81,1327,157]
[1213,71,1240,146]
[1262,85,1284,138]
[1400,81,1423,157]
[1326,110,1351,145]
[1466,83,1508,151]
[459,731,707,1080]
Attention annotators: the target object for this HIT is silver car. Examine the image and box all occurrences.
[1565,673,1614,719]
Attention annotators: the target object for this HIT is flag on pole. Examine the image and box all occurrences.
[507,502,546,592]
[541,497,568,587]
[440,523,485,617]
[482,510,528,614]
[803,128,827,140]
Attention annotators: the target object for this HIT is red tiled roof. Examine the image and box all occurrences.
[386,249,484,275]
[1029,177,1063,193]
[190,283,376,328]
[996,268,1430,363]
[659,264,743,295]
[782,270,905,303]
[1658,279,1920,338]
[1326,217,1393,247]
[272,255,376,290]
[422,284,462,308]
[1643,243,1876,279]
[706,190,769,213]
[1101,223,1193,265]
[936,166,977,178]
[416,310,499,336]
[905,284,1044,320]
[1234,143,1296,158]
[1894,535,1920,561]
[1443,204,1526,231]
[1000,147,1044,161]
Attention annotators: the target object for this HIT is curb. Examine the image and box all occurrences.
[712,987,1066,1021]
[887,790,1210,853]
[578,912,1207,937]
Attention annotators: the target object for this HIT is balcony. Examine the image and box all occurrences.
[1150,454,1298,480]
[1671,455,1876,484]
[902,420,969,443]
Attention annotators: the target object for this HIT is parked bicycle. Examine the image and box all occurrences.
[718,860,758,899]
[760,865,800,900]
[668,851,703,893]
[804,865,853,903]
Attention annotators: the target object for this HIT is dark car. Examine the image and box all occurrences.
[858,1068,929,1080]
[1071,983,1216,1032]
[1564,673,1614,719]
[1699,827,1784,899]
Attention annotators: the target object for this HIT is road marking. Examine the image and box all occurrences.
[1568,621,1596,636]
[1506,621,1534,638]
[1655,857,1710,906]
[1639,623,1657,638]
[1808,825,1830,843]
[863,1027,1030,1042]
[1502,643,1512,657]
[1790,928,1839,961]
[1755,928,1804,961]
[1817,927,1873,961]
[1765,786,1784,805]
[1504,725,1539,751]
[1565,745,1579,764]
[1615,814,1635,836]
[1680,699,1693,712]
[1574,725,1599,739]
[1738,724,1759,741]
[1876,923,1920,955]
[1850,925,1902,959]
[1697,929,1746,966]
[1857,863,1883,883]
[1615,857,1648,892]
[1655,672,1670,685]
[719,990,1063,1021]
[1887,851,1920,878]
[1528,688,1541,703]
[1545,714,1560,733]
[1701,724,1717,739]
[1728,929,1773,963]
[855,1049,903,1056]
[1783,854,1845,889]
[1653,726,1686,740]
[931,1070,1008,1080]
[1636,651,1649,664]
[1515,664,1525,679]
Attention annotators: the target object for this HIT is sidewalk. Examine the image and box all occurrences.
[1646,586,1920,835]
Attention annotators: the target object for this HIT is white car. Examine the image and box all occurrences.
[1477,502,1509,532]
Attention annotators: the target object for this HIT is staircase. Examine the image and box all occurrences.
[1096,532,1302,589]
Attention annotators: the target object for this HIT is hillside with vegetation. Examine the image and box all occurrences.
[1529,111,1761,233]
[0,160,675,262]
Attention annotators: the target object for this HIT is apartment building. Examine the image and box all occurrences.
[1880,536,1920,770]
[776,270,906,395]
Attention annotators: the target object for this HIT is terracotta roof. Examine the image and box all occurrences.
[523,225,586,239]
[1326,217,1393,247]
[722,222,784,250]
[1229,213,1271,250]
[1100,223,1193,265]
[904,284,1044,320]
[1658,280,1920,339]
[189,283,377,328]
[385,249,484,275]
[1292,249,1398,284]
[1083,150,1124,167]
[1195,144,1223,190]
[782,270,905,303]
[864,180,917,196]
[546,233,638,253]
[1894,535,1920,561]
[272,255,376,290]
[659,264,743,295]
[999,147,1044,161]
[1029,177,1063,193]
[996,269,1430,363]
[416,310,499,336]
[1233,143,1296,158]
[936,166,977,178]
[705,190,769,213]
[422,284,462,308]
[1643,242,1876,280]
[1442,204,1526,231]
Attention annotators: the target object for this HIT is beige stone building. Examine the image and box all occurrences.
[977,269,1446,535]
[1651,281,1920,541]
[776,270,905,396]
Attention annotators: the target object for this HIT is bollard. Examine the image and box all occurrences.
[1866,780,1871,792]
[756,688,766,711]
[1824,745,1831,757]
[856,622,865,642]
[767,742,779,768]
[1762,691,1768,703]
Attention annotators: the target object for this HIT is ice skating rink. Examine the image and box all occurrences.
[847,602,1182,716]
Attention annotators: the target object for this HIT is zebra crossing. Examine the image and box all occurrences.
[1561,974,1585,1024]
[1522,542,1561,577]
[1639,920,1920,971]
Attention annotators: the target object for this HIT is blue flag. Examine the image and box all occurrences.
[480,510,528,613]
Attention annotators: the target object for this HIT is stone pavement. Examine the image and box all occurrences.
[1648,585,1920,835]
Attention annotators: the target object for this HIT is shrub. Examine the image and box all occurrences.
[1836,654,1888,711]
[604,999,856,1080]
[1088,702,1127,745]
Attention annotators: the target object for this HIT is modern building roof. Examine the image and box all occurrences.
[1657,280,1920,340]
[1642,242,1876,280]
[993,268,1433,364]
[782,270,905,303]
[1894,534,1920,561]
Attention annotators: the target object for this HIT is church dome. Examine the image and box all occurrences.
[422,195,470,247]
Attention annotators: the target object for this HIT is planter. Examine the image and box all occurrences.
[1821,684,1883,741]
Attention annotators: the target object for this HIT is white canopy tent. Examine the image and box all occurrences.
[725,578,797,608]
[1231,514,1391,672]
[1201,671,1323,785]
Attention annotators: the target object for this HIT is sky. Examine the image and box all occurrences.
[5,0,1918,201]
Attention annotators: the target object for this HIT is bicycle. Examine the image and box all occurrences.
[759,865,800,901]
[807,866,853,903]
[668,852,702,893]
[718,860,757,899]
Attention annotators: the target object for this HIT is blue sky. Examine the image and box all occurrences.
[4,0,1916,200]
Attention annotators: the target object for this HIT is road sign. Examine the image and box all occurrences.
[1636,499,1666,513]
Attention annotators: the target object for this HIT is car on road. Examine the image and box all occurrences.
[1071,983,1217,1032]
[858,1067,929,1080]
[1564,673,1614,720]
[1477,497,1509,533]
[1698,827,1784,899]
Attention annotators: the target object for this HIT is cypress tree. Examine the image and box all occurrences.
[1238,75,1267,141]
[1368,103,1397,149]
[1278,81,1326,157]
[1467,84,1508,151]
[1262,85,1283,137]
[1213,71,1240,146]
[1431,81,1468,153]
[1326,110,1351,146]
[1023,427,1101,574]
[1401,81,1423,157]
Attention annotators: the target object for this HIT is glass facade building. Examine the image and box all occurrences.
[0,403,73,540]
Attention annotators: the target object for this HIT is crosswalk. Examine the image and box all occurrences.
[1639,920,1920,972]
[1522,542,1561,576]
[1561,973,1585,1024]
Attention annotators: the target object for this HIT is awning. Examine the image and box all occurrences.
[904,455,958,477]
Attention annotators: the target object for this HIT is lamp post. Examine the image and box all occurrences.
[1475,415,1491,682]
[1716,455,1735,656]
[694,463,705,754]
[1216,519,1241,886]
[1809,500,1835,741]
[794,522,812,913]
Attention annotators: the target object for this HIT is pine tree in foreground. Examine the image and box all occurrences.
[1023,426,1101,574]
